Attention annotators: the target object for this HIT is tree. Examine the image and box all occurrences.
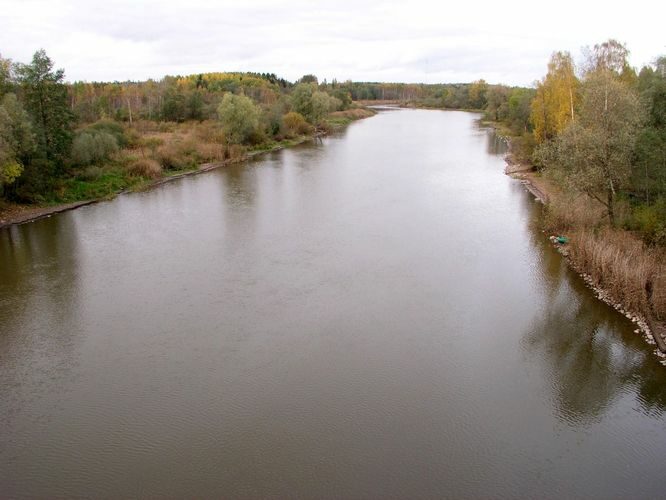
[330,88,352,110]
[485,85,510,121]
[468,79,488,109]
[530,52,579,143]
[15,50,73,171]
[585,39,630,75]
[217,93,260,144]
[537,72,643,224]
[633,63,666,202]
[0,55,13,97]
[311,91,340,123]
[507,88,535,133]
[160,87,187,122]
[298,74,318,85]
[186,90,205,121]
[0,93,35,192]
[290,83,316,122]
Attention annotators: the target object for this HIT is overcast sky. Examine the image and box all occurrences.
[1,0,663,86]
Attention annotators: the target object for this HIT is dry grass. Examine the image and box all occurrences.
[228,144,246,161]
[543,193,605,233]
[568,228,666,320]
[154,133,226,170]
[329,107,376,119]
[527,172,666,323]
[127,158,162,179]
[191,121,226,144]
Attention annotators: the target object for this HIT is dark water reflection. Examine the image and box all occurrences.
[1,109,665,498]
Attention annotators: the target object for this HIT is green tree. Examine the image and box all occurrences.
[468,79,488,109]
[298,74,318,85]
[186,90,205,121]
[0,93,35,193]
[290,83,316,122]
[485,85,510,121]
[330,88,352,110]
[311,91,340,123]
[0,55,13,97]
[507,88,535,133]
[633,62,666,202]
[15,50,73,171]
[161,88,187,122]
[537,72,643,224]
[217,93,260,144]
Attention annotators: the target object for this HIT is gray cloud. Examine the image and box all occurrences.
[0,0,662,86]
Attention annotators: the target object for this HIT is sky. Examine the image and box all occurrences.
[0,0,663,86]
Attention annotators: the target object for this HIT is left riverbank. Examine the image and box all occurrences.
[0,108,375,229]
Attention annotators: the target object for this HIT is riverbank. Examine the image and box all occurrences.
[502,142,666,360]
[0,108,375,229]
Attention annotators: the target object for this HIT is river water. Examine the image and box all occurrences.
[1,109,665,498]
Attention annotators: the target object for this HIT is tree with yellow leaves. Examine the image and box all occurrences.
[530,52,579,143]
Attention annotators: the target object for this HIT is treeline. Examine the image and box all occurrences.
[0,52,355,204]
[346,79,531,115]
[515,40,665,246]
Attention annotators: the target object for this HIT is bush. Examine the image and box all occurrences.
[157,122,177,133]
[228,144,246,161]
[156,142,191,170]
[123,127,142,148]
[78,166,104,181]
[88,119,127,147]
[282,111,312,136]
[127,158,162,179]
[627,199,666,246]
[71,130,119,166]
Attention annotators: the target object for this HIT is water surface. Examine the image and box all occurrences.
[1,109,665,498]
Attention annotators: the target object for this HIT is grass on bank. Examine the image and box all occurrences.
[537,178,666,322]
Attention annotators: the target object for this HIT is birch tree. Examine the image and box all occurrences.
[530,52,579,143]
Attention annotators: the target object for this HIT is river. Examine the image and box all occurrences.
[1,108,665,498]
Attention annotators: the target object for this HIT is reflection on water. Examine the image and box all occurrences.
[1,109,665,498]
[482,124,509,155]
[0,216,82,460]
[523,236,666,421]
[510,179,666,420]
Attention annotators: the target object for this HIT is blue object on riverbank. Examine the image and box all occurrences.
[556,236,569,244]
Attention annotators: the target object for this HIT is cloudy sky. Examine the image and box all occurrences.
[1,0,663,86]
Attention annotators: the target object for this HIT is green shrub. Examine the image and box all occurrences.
[88,119,127,147]
[628,198,666,246]
[71,130,118,166]
[78,165,104,181]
